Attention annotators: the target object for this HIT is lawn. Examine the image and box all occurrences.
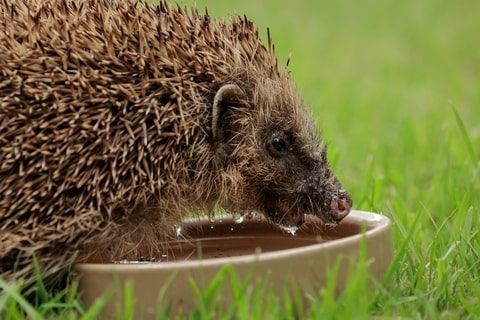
[1,0,479,318]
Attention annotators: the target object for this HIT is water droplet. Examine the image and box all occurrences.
[278,224,299,236]
[209,217,216,229]
[235,215,244,224]
[230,227,234,231]
[114,259,129,264]
[174,225,182,237]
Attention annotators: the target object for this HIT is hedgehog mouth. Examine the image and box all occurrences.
[263,192,341,229]
[264,197,306,228]
[266,208,340,230]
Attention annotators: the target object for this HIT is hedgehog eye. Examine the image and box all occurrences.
[268,136,288,157]
[272,137,286,152]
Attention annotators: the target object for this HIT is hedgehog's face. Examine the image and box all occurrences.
[256,125,352,227]
[212,83,352,227]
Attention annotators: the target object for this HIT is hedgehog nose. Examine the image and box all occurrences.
[330,191,352,222]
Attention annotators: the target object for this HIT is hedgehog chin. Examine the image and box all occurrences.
[266,209,305,228]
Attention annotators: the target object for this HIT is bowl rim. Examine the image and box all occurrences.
[75,210,391,272]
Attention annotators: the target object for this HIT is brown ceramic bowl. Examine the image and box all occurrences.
[75,210,392,317]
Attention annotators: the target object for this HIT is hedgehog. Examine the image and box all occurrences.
[0,0,353,283]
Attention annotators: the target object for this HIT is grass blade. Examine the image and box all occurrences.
[450,103,478,167]
[0,279,42,320]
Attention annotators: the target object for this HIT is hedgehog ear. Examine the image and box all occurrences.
[211,84,247,146]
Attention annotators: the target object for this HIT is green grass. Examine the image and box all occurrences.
[2,0,479,318]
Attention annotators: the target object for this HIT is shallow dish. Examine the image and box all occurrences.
[75,210,392,317]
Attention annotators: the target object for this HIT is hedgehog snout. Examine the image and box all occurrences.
[329,189,352,223]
